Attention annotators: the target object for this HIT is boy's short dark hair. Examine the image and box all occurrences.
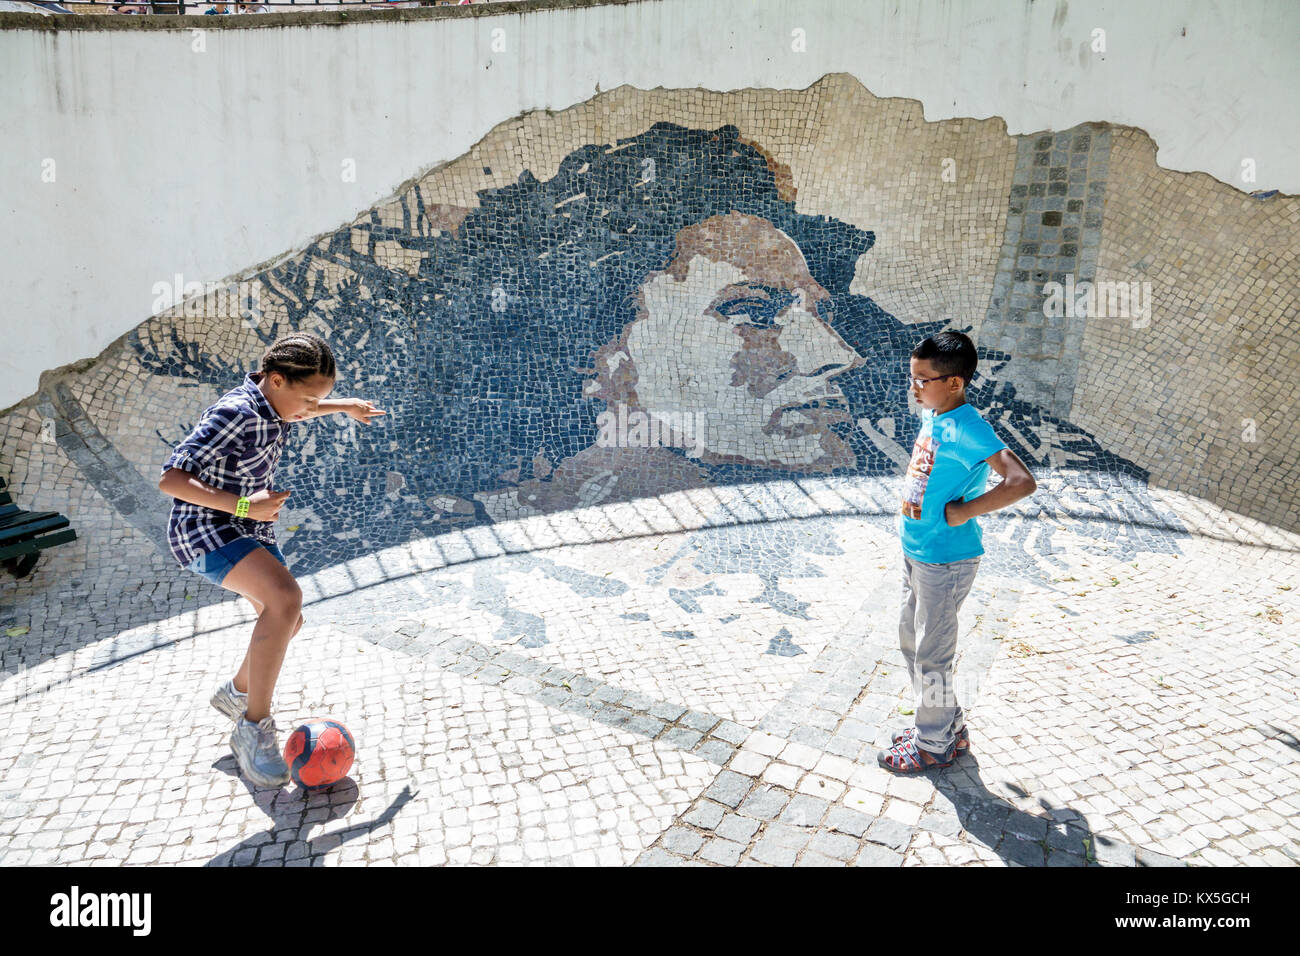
[911,331,977,387]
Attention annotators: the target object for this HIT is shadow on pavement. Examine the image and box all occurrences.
[935,756,1104,866]
[204,768,416,867]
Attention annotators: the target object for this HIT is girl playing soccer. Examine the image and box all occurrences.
[157,332,385,787]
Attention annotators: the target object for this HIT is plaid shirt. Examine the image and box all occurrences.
[160,372,294,569]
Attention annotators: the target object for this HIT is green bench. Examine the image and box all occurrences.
[0,476,76,579]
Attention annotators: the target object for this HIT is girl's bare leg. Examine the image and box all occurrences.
[231,593,302,695]
[219,548,302,723]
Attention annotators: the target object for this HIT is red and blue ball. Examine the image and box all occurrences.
[283,718,356,790]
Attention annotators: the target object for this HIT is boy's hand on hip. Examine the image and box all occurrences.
[945,499,968,527]
[246,488,291,522]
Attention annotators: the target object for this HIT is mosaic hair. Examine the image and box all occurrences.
[260,332,336,385]
[912,331,978,386]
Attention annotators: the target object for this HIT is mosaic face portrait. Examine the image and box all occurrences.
[133,122,1187,581]
[594,211,862,468]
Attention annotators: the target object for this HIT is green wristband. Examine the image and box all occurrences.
[235,496,251,518]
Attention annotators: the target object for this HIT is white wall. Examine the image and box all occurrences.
[3,0,1297,410]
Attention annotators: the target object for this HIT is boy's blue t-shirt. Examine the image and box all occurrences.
[896,401,1007,564]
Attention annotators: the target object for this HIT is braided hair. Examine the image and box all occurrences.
[260,332,336,385]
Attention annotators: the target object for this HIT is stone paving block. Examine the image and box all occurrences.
[795,850,844,867]
[682,801,726,831]
[780,742,822,769]
[998,834,1048,867]
[809,830,859,861]
[963,801,1012,830]
[502,675,542,697]
[742,732,787,757]
[619,691,655,712]
[1135,847,1184,867]
[711,720,751,746]
[661,826,704,857]
[826,805,873,838]
[789,725,832,749]
[1046,822,1089,853]
[780,793,830,828]
[855,843,905,867]
[566,675,598,696]
[595,705,634,730]
[823,736,864,760]
[865,817,915,851]
[558,698,600,718]
[737,787,790,822]
[729,750,769,777]
[847,763,891,794]
[918,810,963,838]
[662,727,704,751]
[539,667,577,686]
[508,657,546,678]
[813,754,855,781]
[1004,813,1049,843]
[1091,836,1137,867]
[754,822,800,853]
[695,740,735,765]
[762,763,802,789]
[636,848,686,867]
[755,715,798,738]
[715,813,760,844]
[838,718,874,743]
[908,845,948,867]
[806,708,841,732]
[491,649,526,670]
[591,684,626,705]
[648,701,687,722]
[882,799,923,826]
[762,822,812,850]
[534,685,571,708]
[750,837,799,867]
[1047,848,1087,867]
[704,771,752,809]
[624,715,667,739]
[699,838,745,866]
[798,775,845,801]
[886,774,935,804]
[679,710,720,733]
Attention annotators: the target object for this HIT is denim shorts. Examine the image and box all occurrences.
[185,537,287,587]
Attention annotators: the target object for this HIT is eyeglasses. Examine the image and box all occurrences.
[910,374,955,389]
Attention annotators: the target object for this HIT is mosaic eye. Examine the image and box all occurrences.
[717,298,779,327]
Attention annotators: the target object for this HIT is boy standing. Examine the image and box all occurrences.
[879,331,1037,773]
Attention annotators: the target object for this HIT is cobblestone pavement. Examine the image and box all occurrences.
[2,478,1298,866]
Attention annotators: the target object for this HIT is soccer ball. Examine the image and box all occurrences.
[283,718,356,790]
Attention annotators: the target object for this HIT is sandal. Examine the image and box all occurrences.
[892,725,970,753]
[877,735,957,773]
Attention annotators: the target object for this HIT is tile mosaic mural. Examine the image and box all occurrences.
[116,122,1185,587]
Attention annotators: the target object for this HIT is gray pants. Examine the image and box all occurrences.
[899,553,981,755]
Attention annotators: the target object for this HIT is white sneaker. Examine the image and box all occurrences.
[230,715,291,788]
[210,679,247,722]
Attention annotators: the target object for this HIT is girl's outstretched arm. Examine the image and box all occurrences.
[297,398,387,424]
